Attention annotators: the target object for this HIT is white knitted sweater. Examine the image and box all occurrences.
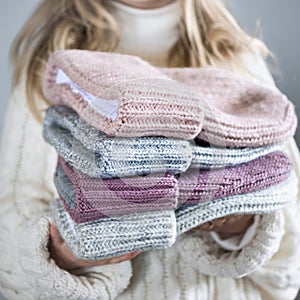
[1,2,300,299]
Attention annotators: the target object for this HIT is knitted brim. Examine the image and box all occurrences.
[55,151,292,223]
[44,105,284,178]
[43,50,204,140]
[176,172,298,235]
[177,150,292,206]
[162,67,297,147]
[54,156,178,222]
[51,198,176,260]
[43,50,297,147]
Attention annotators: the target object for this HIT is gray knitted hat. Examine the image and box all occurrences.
[44,105,284,178]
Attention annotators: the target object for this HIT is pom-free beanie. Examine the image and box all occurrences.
[43,50,297,147]
[54,151,292,223]
[51,198,176,260]
[44,105,285,178]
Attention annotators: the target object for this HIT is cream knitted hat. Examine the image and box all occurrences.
[43,50,297,147]
[51,172,297,260]
[51,198,176,260]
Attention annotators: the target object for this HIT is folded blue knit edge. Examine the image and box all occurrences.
[43,105,284,178]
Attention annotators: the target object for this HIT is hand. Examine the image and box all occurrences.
[49,222,139,270]
[191,215,255,239]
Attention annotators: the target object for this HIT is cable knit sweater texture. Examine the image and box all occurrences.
[0,58,299,300]
[1,2,300,300]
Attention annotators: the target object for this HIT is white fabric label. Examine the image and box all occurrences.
[56,69,120,120]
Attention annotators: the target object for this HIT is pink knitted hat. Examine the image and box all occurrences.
[162,68,297,146]
[43,50,297,147]
[43,50,204,140]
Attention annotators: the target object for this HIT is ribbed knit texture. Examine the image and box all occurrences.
[43,51,204,140]
[162,67,297,147]
[51,198,176,260]
[44,105,285,178]
[43,50,297,147]
[54,151,292,223]
[176,172,298,235]
[54,156,178,222]
[51,171,296,260]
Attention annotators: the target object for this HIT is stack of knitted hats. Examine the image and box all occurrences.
[43,50,297,260]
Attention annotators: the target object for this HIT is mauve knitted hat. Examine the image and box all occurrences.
[176,172,298,235]
[43,50,297,147]
[51,198,176,260]
[54,156,178,222]
[44,105,285,178]
[54,151,292,223]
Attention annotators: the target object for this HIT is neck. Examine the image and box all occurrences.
[115,0,175,9]
[111,0,180,66]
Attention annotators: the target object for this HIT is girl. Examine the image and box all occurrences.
[1,0,300,299]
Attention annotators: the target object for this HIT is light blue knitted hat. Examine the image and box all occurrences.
[44,105,284,178]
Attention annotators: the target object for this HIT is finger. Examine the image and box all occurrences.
[101,252,140,265]
[49,223,64,245]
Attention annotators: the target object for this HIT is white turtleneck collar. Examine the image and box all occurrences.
[111,0,180,66]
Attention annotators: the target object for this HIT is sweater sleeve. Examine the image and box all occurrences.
[0,83,132,300]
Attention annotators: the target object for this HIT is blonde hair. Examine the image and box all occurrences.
[11,0,267,121]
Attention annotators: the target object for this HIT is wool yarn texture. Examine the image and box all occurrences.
[54,156,178,223]
[44,105,285,178]
[51,172,297,260]
[54,151,292,223]
[43,49,297,147]
[176,171,298,235]
[51,198,177,260]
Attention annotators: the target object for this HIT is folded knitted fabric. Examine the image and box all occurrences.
[44,105,284,178]
[51,198,176,260]
[55,151,292,223]
[177,150,292,207]
[51,173,297,260]
[55,156,178,222]
[43,50,297,147]
[43,51,205,140]
[162,68,297,147]
[176,172,298,235]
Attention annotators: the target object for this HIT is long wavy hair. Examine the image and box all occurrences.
[11,0,268,121]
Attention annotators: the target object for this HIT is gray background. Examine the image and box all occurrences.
[0,0,300,142]
[0,1,299,299]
